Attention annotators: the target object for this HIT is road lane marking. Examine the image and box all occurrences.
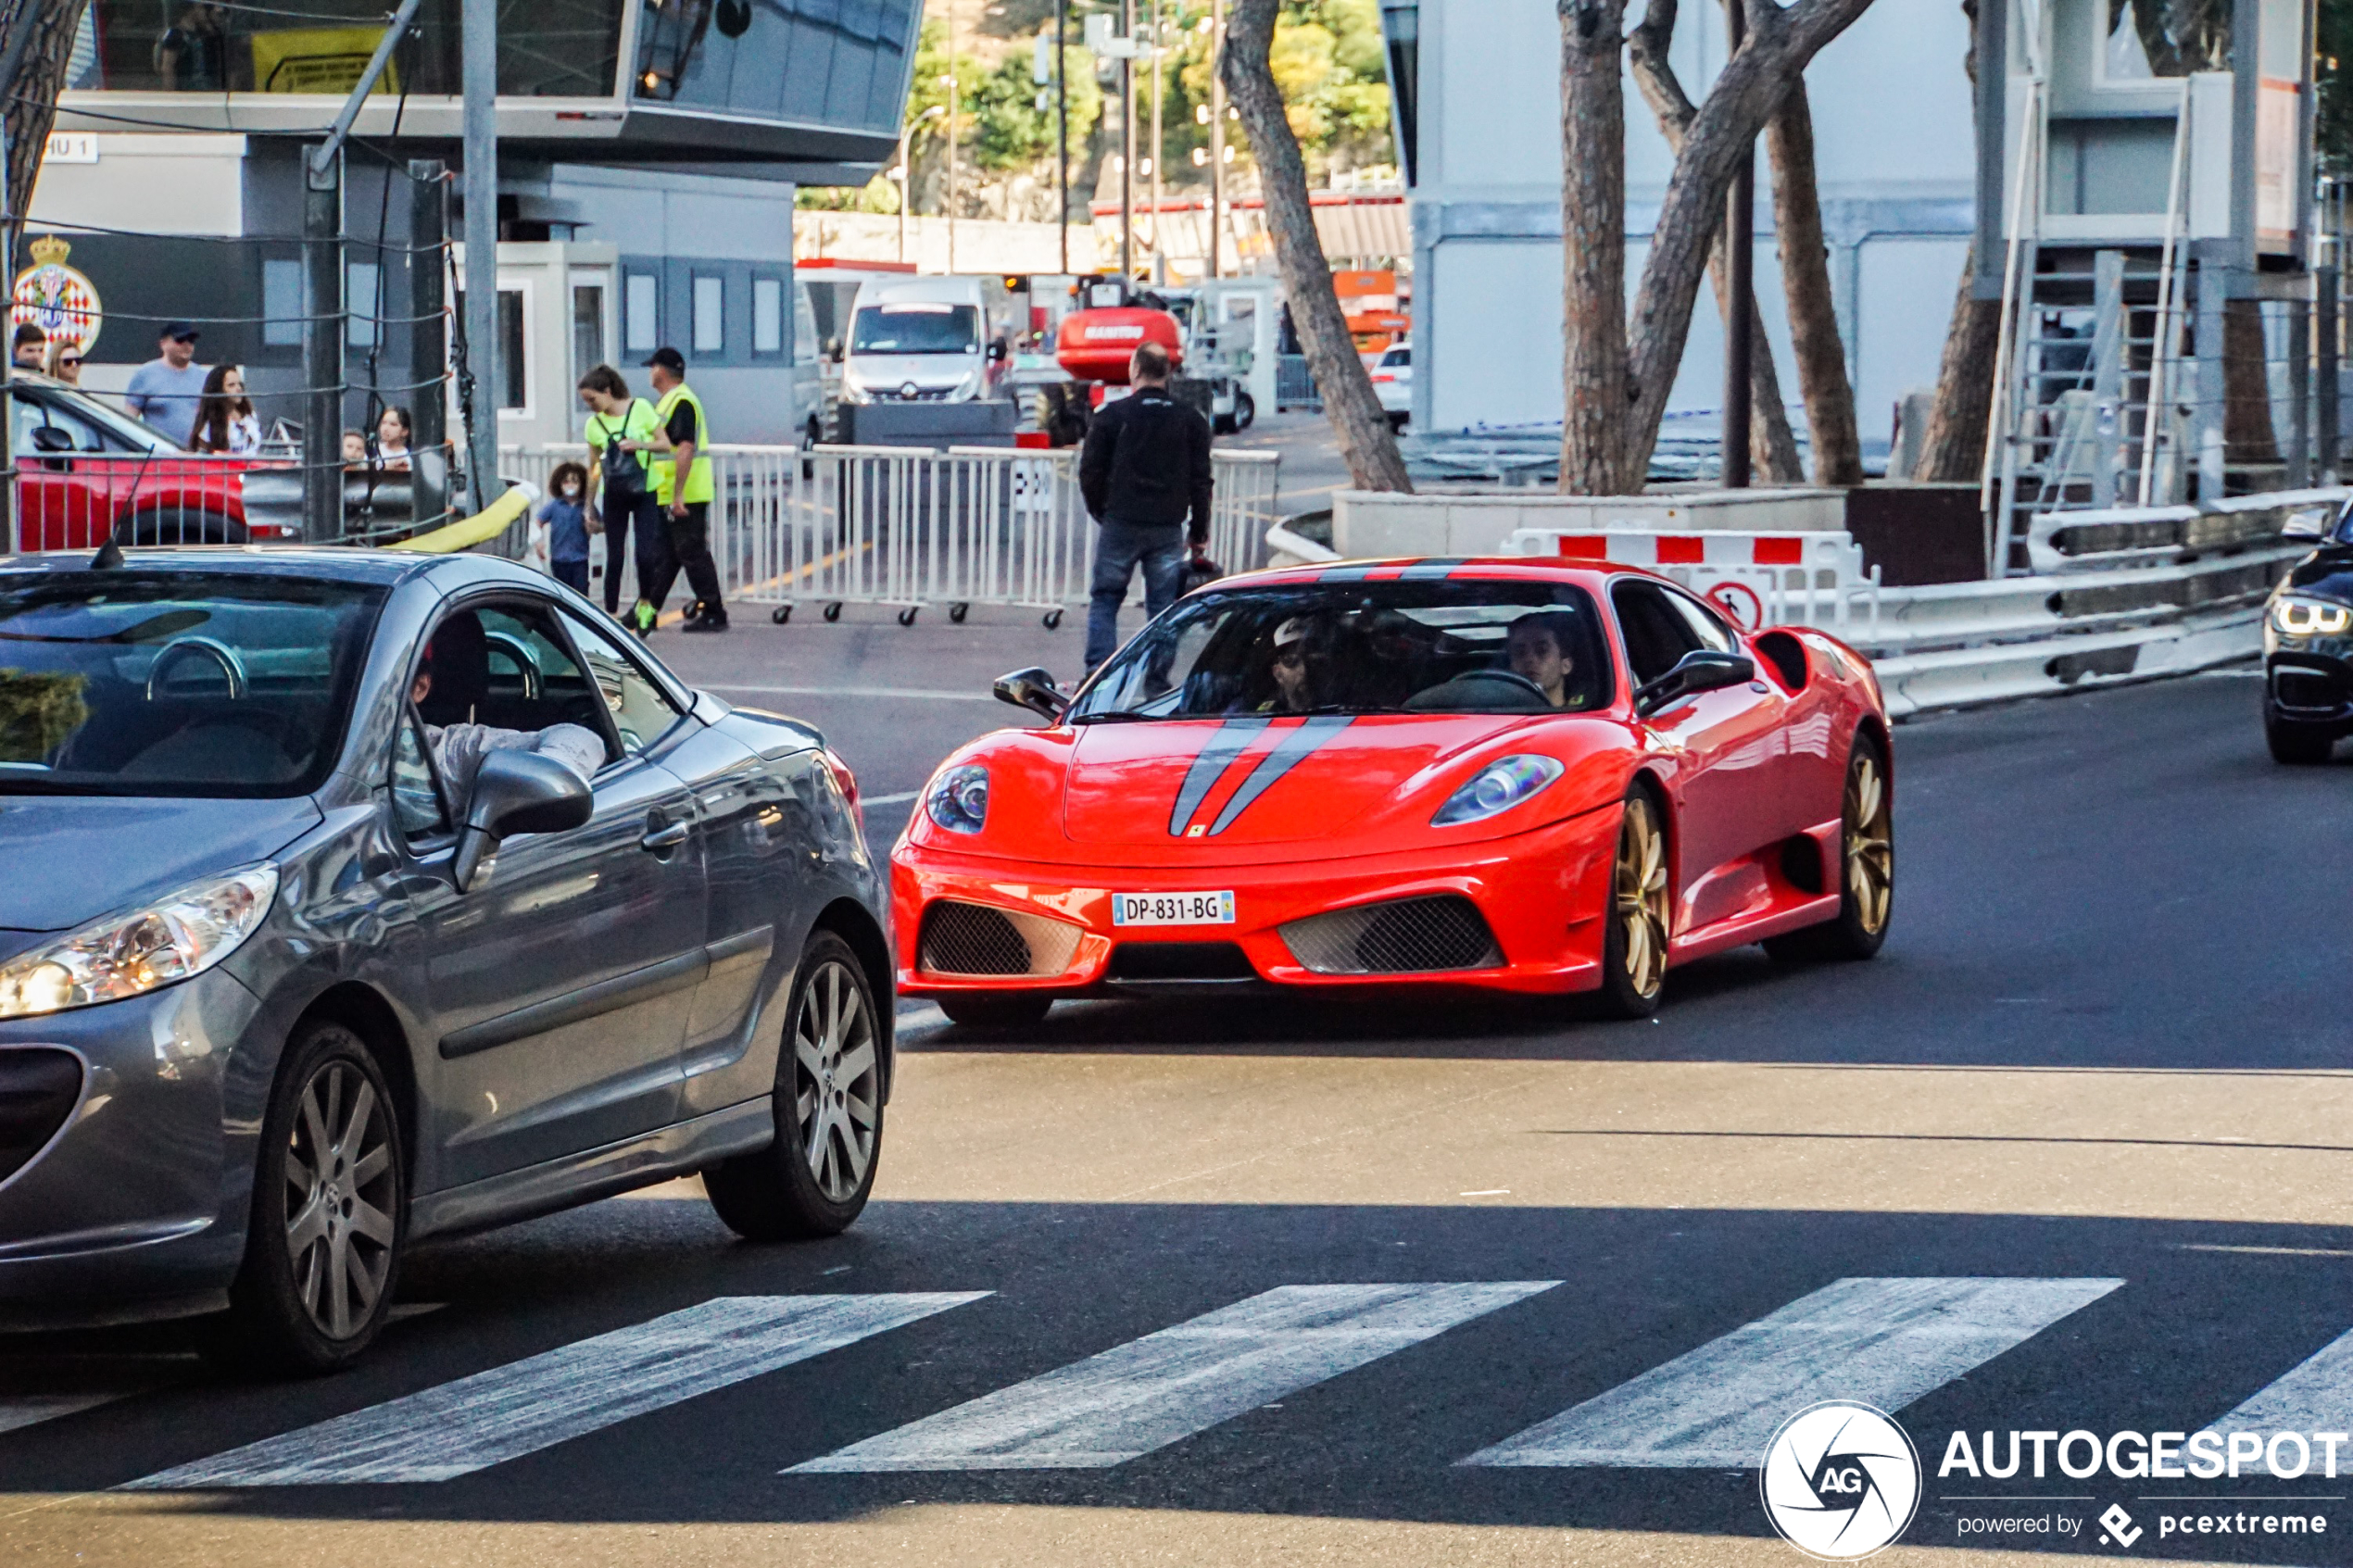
[2208,1326,2353,1472]
[0,1393,132,1436]
[786,1281,1557,1473]
[862,790,918,807]
[1460,1276,2122,1470]
[129,1294,988,1487]
[711,684,999,703]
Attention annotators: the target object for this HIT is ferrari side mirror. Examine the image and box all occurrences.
[994,666,1068,723]
[1635,650,1755,717]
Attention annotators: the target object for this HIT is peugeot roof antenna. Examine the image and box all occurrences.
[90,533,124,570]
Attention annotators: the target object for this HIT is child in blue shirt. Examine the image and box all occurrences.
[541,462,593,595]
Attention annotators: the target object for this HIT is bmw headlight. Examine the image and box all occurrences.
[1431,756,1565,827]
[0,865,279,1021]
[2272,595,2353,637]
[925,764,989,834]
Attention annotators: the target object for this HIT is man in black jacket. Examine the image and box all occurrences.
[1077,341,1213,670]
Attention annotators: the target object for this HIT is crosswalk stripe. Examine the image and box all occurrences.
[1460,1276,2123,1470]
[786,1281,1559,1473]
[128,1293,988,1487]
[2209,1326,2353,1472]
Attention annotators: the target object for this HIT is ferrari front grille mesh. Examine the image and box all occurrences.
[1280,896,1502,975]
[918,901,1083,977]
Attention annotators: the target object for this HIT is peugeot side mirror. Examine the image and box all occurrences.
[453,748,593,891]
[1635,650,1755,718]
[30,424,72,454]
[994,665,1069,724]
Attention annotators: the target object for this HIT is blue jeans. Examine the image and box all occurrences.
[1087,520,1187,670]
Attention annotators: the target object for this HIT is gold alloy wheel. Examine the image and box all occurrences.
[1614,796,1671,999]
[1844,750,1894,936]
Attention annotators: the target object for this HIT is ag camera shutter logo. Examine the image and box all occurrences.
[1760,1401,1922,1560]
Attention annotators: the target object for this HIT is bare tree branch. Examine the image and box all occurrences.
[1626,0,1804,484]
[0,0,94,250]
[1223,0,1412,493]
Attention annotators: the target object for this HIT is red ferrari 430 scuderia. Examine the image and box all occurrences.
[891,558,1893,1026]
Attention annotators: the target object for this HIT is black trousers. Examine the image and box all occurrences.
[600,485,669,613]
[642,500,722,616]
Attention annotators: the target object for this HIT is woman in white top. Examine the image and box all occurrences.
[375,405,413,470]
[187,364,262,455]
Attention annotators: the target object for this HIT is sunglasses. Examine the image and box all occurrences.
[58,356,81,368]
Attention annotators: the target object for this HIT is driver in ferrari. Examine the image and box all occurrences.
[1505,610,1583,709]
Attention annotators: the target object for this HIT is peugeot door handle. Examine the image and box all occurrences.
[641,820,691,852]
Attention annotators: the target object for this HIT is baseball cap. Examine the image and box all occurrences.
[641,345,686,373]
[159,320,199,342]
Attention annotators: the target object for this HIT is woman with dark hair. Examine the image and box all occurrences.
[187,364,260,454]
[578,364,666,626]
[374,406,413,470]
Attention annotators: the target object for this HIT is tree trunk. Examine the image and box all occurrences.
[1763,79,1862,485]
[1556,0,1637,494]
[1617,0,1878,483]
[2223,298,2281,466]
[1916,241,2000,482]
[1222,0,1411,493]
[1627,0,1802,484]
[1,0,94,252]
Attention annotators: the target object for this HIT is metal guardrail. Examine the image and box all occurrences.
[2025,487,2347,574]
[497,442,1283,627]
[1276,355,1321,411]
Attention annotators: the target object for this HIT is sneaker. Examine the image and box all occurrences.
[681,606,730,633]
[632,600,658,634]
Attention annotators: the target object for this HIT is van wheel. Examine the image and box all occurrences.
[705,932,883,1240]
[215,1022,405,1374]
[1232,392,1254,432]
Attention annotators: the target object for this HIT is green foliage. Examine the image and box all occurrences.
[2322,0,2353,173]
[964,43,1103,171]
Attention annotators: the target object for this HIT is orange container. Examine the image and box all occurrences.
[1054,307,1184,384]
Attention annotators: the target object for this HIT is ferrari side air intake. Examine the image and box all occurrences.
[917,901,1084,977]
[1280,896,1503,975]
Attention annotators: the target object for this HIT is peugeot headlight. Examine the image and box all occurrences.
[1431,756,1565,827]
[925,764,989,834]
[0,865,279,1021]
[2272,595,2353,637]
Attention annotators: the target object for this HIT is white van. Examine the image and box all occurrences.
[840,275,1017,405]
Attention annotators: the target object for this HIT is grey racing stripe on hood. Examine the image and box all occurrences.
[1168,717,1273,835]
[1206,714,1355,835]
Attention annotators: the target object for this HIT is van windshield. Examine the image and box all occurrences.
[851,304,979,356]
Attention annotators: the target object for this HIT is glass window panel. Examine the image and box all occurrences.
[693,274,724,354]
[391,709,450,838]
[559,608,685,754]
[753,277,782,354]
[626,272,658,352]
[573,283,605,377]
[262,258,303,347]
[346,260,380,347]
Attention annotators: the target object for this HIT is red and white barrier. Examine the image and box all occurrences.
[1504,526,1880,631]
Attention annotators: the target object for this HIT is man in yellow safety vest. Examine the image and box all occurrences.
[633,345,727,633]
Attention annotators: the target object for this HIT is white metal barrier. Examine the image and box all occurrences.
[1504,524,1881,632]
[502,441,1282,627]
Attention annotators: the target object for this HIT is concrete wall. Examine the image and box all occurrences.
[1411,0,1976,455]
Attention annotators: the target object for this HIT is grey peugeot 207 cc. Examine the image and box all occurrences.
[0,546,894,1372]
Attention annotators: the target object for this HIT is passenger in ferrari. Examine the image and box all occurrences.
[1257,617,1315,713]
[1505,611,1582,708]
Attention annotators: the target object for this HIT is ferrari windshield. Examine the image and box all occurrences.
[0,571,383,797]
[1071,579,1614,721]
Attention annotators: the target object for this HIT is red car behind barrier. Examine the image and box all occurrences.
[6,372,302,548]
[892,557,1894,1026]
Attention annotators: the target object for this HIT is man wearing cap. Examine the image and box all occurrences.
[125,322,208,444]
[629,345,727,633]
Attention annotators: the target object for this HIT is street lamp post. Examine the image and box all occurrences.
[1056,0,1069,275]
[948,0,961,272]
[1208,0,1225,279]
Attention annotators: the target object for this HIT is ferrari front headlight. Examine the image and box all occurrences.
[925,764,989,834]
[2271,595,2353,637]
[0,865,279,1021]
[1432,755,1565,827]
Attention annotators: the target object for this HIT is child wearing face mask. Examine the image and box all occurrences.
[540,462,593,595]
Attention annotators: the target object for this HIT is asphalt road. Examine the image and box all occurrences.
[7,630,2353,1564]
